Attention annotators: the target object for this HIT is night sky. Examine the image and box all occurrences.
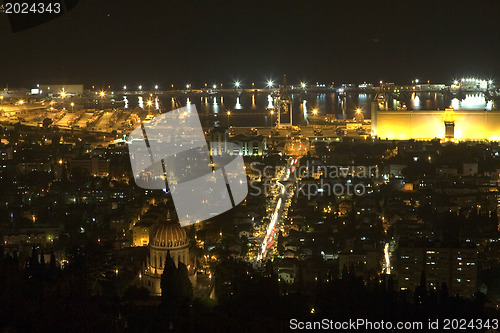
[1,0,499,88]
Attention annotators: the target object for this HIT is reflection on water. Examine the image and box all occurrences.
[302,100,308,125]
[122,92,495,127]
[267,95,274,109]
[411,94,420,109]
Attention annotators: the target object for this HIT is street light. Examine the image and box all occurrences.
[123,85,127,90]
[267,80,274,88]
[138,85,143,90]
[60,90,67,109]
[18,99,25,105]
[70,102,75,112]
[312,108,318,115]
[234,81,241,89]
[355,108,362,114]
[212,84,217,89]
[99,91,105,110]
[186,83,191,89]
[301,82,306,88]
[415,79,419,84]
[147,100,153,112]
[270,110,274,127]
[227,110,231,128]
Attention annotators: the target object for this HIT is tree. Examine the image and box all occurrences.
[42,118,53,129]
[277,230,284,254]
[177,262,193,303]
[161,251,178,310]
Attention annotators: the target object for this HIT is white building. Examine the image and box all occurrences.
[142,216,196,296]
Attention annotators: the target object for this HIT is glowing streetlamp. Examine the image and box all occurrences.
[227,110,231,128]
[234,81,241,89]
[355,108,362,114]
[138,85,143,91]
[212,84,217,89]
[123,85,127,90]
[146,99,153,112]
[186,83,191,90]
[312,108,318,115]
[70,102,75,112]
[60,90,67,109]
[267,80,274,88]
[415,79,419,84]
[99,91,105,110]
[154,84,159,90]
[18,99,25,105]
[301,82,306,89]
[270,110,275,127]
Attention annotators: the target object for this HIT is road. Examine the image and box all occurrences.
[256,158,297,262]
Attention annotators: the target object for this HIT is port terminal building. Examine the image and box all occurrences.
[371,93,500,141]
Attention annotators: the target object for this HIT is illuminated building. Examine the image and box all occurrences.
[371,94,500,141]
[395,242,477,297]
[142,212,196,296]
[132,218,155,247]
[70,157,110,177]
[232,135,267,156]
[37,84,84,97]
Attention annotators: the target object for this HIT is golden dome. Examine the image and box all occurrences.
[152,222,188,248]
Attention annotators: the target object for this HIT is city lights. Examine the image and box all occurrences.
[1,1,498,329]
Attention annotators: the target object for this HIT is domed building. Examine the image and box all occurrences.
[142,212,196,296]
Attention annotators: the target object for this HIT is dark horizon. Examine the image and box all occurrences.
[1,0,499,88]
